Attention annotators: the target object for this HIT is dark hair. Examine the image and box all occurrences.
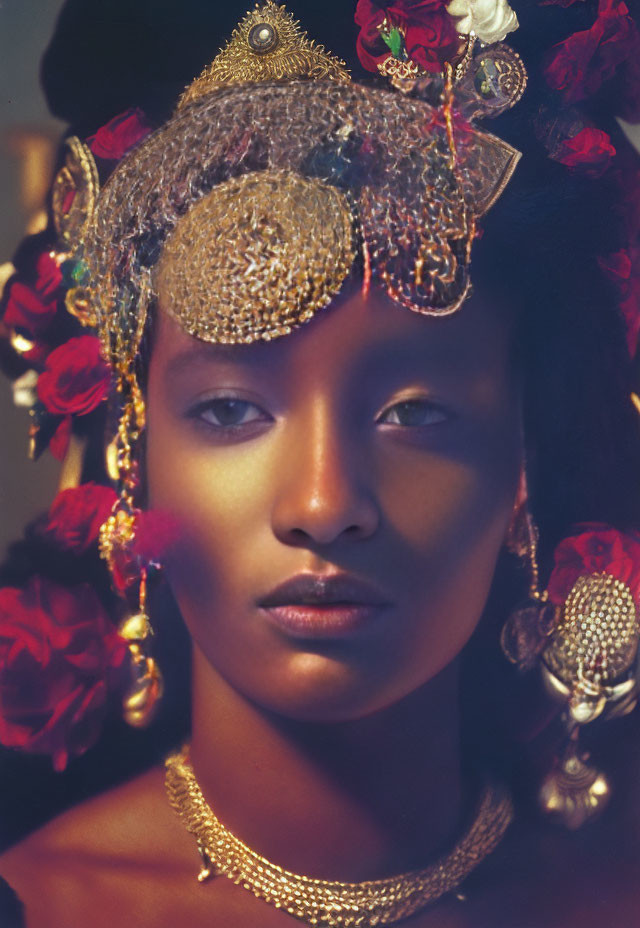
[1,0,639,848]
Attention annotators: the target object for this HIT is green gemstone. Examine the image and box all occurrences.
[474,58,501,100]
[61,257,90,288]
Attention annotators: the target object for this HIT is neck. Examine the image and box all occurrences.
[189,648,465,882]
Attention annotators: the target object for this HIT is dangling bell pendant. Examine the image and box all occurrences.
[119,611,164,728]
[538,738,610,830]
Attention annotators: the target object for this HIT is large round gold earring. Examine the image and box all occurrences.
[537,571,638,829]
[502,508,640,828]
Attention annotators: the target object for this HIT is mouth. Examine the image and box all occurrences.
[257,573,392,639]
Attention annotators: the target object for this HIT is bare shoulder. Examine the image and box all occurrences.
[0,765,198,928]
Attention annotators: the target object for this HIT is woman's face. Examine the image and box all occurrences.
[146,284,522,721]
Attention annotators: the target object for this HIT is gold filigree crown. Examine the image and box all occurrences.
[179,1,350,107]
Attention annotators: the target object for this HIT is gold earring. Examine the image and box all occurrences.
[100,367,164,728]
[501,504,558,671]
[538,570,638,828]
[118,567,164,728]
[503,515,640,828]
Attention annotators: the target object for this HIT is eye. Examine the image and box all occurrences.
[377,398,449,428]
[189,396,270,430]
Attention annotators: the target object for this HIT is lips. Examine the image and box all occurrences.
[257,573,392,639]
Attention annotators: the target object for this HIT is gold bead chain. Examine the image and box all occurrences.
[165,746,513,927]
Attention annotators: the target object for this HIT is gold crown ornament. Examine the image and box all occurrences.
[179,1,350,104]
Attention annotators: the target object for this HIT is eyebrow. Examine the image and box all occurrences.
[165,342,270,378]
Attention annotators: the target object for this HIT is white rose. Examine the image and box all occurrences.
[447,0,519,45]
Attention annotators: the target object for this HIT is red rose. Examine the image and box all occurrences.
[355,0,455,73]
[547,526,640,606]
[37,335,111,416]
[545,0,637,103]
[355,0,389,71]
[87,108,151,161]
[42,483,118,554]
[557,127,616,176]
[0,577,126,771]
[405,10,459,73]
[3,252,63,337]
[3,282,57,336]
[34,252,63,300]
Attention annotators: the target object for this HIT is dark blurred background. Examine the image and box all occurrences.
[0,0,65,559]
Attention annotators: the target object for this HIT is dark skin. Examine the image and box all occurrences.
[3,285,640,927]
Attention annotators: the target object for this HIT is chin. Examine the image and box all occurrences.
[236,649,436,724]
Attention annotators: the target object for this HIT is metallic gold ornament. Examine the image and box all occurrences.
[155,170,356,344]
[166,746,513,928]
[501,507,558,671]
[51,136,99,248]
[178,1,349,108]
[538,739,611,830]
[537,572,639,827]
[455,44,528,122]
[542,573,639,718]
[80,5,521,382]
[65,285,99,328]
[119,571,164,729]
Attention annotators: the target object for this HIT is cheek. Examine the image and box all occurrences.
[373,412,521,670]
[145,408,274,611]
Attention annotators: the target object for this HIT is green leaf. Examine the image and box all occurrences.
[381,27,403,59]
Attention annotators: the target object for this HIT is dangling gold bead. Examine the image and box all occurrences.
[119,611,152,642]
[123,656,164,728]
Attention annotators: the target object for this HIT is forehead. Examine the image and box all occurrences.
[152,284,513,386]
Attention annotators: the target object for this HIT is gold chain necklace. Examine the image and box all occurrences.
[165,746,513,927]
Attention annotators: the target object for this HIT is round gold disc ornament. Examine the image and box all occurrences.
[155,170,356,344]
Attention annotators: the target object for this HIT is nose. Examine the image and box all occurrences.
[271,396,380,547]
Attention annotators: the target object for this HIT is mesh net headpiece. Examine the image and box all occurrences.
[78,78,520,366]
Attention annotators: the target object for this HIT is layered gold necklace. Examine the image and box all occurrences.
[165,746,513,927]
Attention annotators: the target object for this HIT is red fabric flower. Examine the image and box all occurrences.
[37,335,111,416]
[42,483,118,554]
[547,525,640,606]
[3,252,63,337]
[0,577,126,771]
[556,127,616,176]
[545,0,638,104]
[87,107,151,161]
[108,508,182,593]
[133,509,182,566]
[355,0,457,74]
